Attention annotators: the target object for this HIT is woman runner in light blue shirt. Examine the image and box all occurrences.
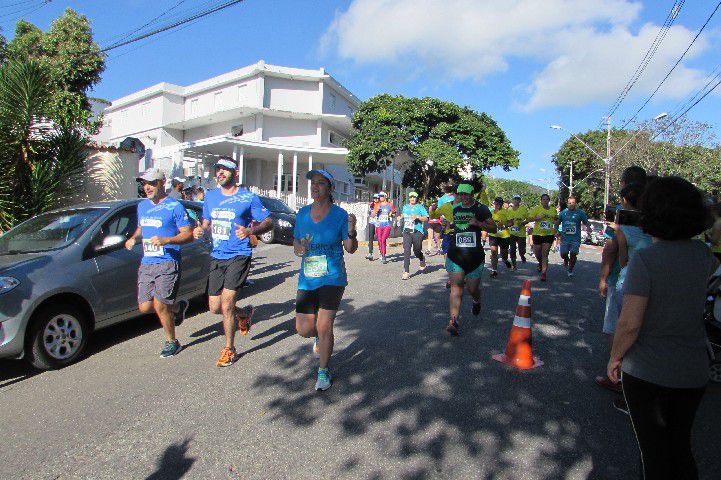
[293,169,358,391]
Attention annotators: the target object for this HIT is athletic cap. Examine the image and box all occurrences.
[306,169,334,184]
[136,168,165,182]
[214,158,237,170]
[408,191,419,198]
[456,184,474,194]
[372,193,380,199]
[379,191,388,197]
[172,176,187,184]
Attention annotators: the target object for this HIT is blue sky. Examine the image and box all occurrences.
[4,0,720,186]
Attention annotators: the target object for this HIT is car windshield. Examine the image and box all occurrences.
[0,208,107,254]
[260,197,295,214]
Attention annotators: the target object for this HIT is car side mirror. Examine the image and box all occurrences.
[95,234,126,253]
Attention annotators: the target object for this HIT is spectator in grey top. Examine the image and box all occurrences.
[168,177,185,200]
[607,176,717,480]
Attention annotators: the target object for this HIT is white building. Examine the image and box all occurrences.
[97,60,399,207]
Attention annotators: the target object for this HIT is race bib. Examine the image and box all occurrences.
[404,217,416,230]
[564,224,577,235]
[304,255,329,278]
[540,221,551,230]
[142,239,164,257]
[510,225,520,233]
[212,220,231,241]
[378,214,389,224]
[456,232,477,248]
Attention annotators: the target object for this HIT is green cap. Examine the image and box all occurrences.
[408,191,419,198]
[456,183,474,194]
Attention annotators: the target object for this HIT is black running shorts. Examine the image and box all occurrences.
[207,255,252,296]
[532,235,556,245]
[488,236,510,248]
[296,286,345,314]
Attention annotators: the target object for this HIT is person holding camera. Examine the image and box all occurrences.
[607,177,717,479]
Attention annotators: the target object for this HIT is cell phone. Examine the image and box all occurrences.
[615,209,642,226]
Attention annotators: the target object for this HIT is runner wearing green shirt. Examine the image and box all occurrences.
[488,197,512,278]
[527,193,558,282]
[507,194,529,270]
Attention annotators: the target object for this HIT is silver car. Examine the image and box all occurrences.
[0,199,211,369]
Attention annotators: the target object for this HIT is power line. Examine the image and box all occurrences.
[620,0,721,131]
[650,75,721,142]
[101,0,245,53]
[0,0,49,21]
[604,0,684,120]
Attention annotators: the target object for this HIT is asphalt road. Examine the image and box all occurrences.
[1,242,719,480]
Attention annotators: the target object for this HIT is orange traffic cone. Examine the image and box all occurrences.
[492,280,543,369]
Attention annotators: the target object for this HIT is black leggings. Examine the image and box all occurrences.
[402,230,425,272]
[509,236,526,265]
[368,224,376,254]
[622,372,706,480]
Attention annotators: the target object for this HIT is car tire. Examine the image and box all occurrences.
[710,360,721,384]
[260,229,275,244]
[26,304,90,370]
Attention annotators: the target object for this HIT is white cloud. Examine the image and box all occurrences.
[322,0,711,110]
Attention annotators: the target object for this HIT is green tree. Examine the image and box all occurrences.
[483,177,556,207]
[2,9,105,131]
[346,95,519,200]
[0,60,90,231]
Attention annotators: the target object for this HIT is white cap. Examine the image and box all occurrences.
[378,191,388,197]
[136,168,165,182]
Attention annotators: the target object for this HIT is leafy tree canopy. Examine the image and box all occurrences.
[347,94,519,200]
[0,9,105,131]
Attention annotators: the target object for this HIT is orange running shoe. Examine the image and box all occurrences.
[236,304,254,336]
[216,347,238,367]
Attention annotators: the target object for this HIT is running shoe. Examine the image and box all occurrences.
[540,272,547,282]
[236,304,254,336]
[446,319,459,336]
[160,339,182,358]
[504,260,512,269]
[419,261,426,271]
[490,270,498,278]
[472,302,481,316]
[312,337,320,357]
[612,397,630,416]
[402,272,410,280]
[216,347,238,367]
[174,299,189,327]
[366,253,373,261]
[315,368,332,391]
[382,256,388,264]
[595,375,622,393]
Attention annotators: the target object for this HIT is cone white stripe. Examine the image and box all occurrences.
[518,295,530,307]
[513,315,531,329]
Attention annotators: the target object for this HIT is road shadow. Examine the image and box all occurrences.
[251,256,721,479]
[145,437,195,480]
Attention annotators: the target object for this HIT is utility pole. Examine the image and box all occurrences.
[605,115,611,207]
[569,160,574,197]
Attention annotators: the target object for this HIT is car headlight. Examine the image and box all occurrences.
[0,276,20,295]
[277,219,292,228]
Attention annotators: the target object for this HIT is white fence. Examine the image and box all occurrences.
[249,187,308,211]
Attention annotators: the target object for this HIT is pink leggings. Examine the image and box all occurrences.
[375,226,392,256]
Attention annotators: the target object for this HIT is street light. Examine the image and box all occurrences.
[550,112,668,207]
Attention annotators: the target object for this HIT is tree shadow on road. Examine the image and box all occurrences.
[145,436,196,480]
[251,257,721,479]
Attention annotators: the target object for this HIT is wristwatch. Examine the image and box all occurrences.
[348,230,357,239]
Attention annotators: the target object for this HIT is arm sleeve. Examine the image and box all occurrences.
[623,253,651,297]
[174,204,191,229]
[249,194,271,222]
[341,209,349,241]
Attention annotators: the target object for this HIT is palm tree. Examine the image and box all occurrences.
[0,60,90,232]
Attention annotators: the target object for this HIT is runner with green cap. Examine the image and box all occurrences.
[399,191,429,280]
[431,183,495,335]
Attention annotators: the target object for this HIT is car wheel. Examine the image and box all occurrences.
[26,304,90,370]
[260,229,275,244]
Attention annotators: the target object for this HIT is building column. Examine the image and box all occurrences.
[307,154,313,200]
[276,151,283,197]
[233,145,245,185]
[292,152,298,195]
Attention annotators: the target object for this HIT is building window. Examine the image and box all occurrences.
[238,84,247,103]
[330,93,337,109]
[329,131,346,146]
[214,91,223,111]
[190,99,198,116]
[231,124,243,137]
[274,174,300,192]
